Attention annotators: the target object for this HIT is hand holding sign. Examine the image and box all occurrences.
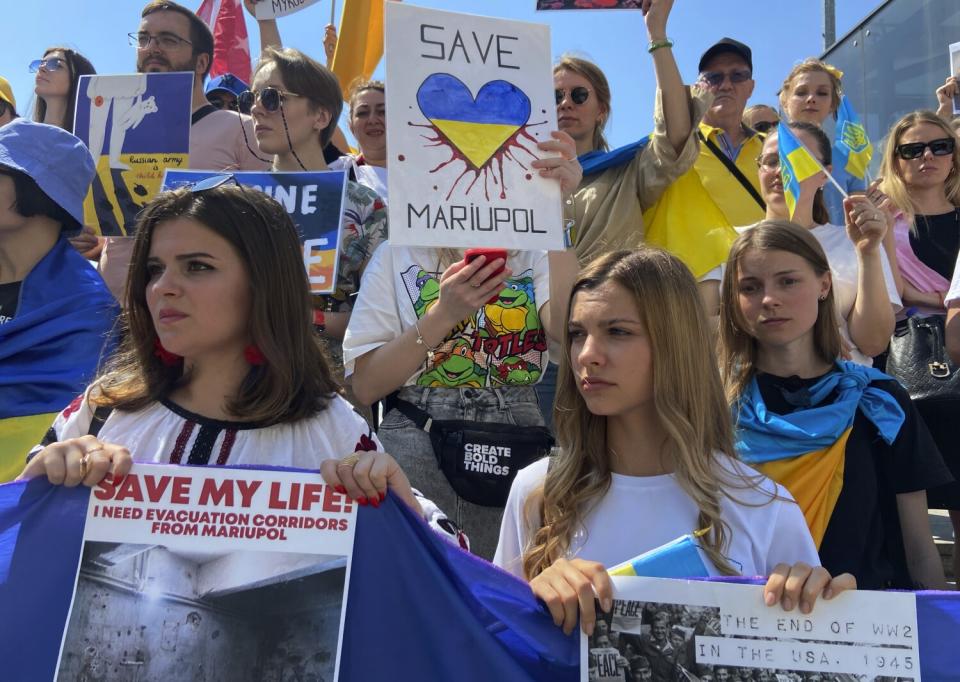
[530,557,614,636]
[320,450,423,515]
[19,435,133,488]
[763,562,857,614]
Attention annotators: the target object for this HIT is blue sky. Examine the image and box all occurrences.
[1,0,882,147]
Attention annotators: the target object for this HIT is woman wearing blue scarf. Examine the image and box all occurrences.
[719,220,951,590]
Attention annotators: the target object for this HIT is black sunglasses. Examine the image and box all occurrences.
[237,87,303,115]
[751,120,779,134]
[555,86,590,106]
[700,69,752,87]
[895,137,955,160]
[208,95,239,112]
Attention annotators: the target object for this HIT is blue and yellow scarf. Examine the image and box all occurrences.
[735,361,905,547]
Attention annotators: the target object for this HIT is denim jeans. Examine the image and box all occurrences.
[376,385,544,560]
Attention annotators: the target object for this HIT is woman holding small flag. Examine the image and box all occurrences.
[495,247,856,638]
[701,121,900,366]
[719,220,950,590]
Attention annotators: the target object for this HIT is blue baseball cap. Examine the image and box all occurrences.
[0,119,94,229]
[205,73,249,98]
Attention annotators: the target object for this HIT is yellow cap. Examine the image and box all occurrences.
[0,77,15,111]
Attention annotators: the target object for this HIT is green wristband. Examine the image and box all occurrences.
[648,38,674,53]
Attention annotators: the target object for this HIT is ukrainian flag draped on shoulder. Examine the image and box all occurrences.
[0,238,117,482]
[734,361,904,548]
[833,95,873,181]
[777,121,823,220]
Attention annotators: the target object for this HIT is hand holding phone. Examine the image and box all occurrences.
[464,247,508,304]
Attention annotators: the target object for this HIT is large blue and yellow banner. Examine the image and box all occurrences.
[1,472,958,681]
[162,170,346,295]
[74,72,193,237]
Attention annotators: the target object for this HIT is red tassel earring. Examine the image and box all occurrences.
[153,338,182,367]
[244,344,266,366]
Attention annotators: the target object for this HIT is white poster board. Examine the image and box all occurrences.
[385,2,563,251]
[949,41,960,115]
[582,576,921,681]
[55,464,356,681]
[255,0,322,20]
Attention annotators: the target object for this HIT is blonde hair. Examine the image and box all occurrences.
[719,220,841,403]
[879,110,960,222]
[778,58,842,119]
[521,248,741,579]
[553,55,611,152]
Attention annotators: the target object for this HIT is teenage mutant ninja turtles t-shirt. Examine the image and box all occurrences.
[343,242,550,388]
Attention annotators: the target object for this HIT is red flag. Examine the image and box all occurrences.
[196,0,252,84]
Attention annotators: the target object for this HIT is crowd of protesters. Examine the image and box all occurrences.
[2,1,959,678]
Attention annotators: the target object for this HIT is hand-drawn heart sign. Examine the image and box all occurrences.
[416,73,532,170]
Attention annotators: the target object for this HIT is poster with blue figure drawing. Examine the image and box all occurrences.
[163,169,346,295]
[74,72,193,237]
[385,3,562,250]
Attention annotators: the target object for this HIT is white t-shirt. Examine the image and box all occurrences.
[329,154,389,201]
[343,243,550,388]
[701,223,901,366]
[946,250,960,304]
[493,455,819,579]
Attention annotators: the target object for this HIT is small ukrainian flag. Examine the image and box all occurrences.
[778,122,823,219]
[834,95,873,181]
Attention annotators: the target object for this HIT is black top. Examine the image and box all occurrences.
[0,280,21,324]
[756,371,953,589]
[910,209,960,280]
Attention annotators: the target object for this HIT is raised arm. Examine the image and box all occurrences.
[244,0,282,53]
[845,196,896,358]
[642,0,689,153]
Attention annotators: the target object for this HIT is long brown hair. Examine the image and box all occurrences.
[879,110,960,222]
[553,55,611,152]
[32,47,95,134]
[254,46,343,147]
[94,184,339,424]
[719,220,841,403]
[522,248,741,579]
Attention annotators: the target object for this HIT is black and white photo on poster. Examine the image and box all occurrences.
[582,577,920,682]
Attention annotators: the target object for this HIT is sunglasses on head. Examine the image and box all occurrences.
[237,87,304,114]
[29,57,66,73]
[555,86,591,106]
[699,69,752,88]
[895,137,955,160]
[751,120,779,134]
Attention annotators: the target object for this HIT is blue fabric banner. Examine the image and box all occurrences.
[1,476,958,681]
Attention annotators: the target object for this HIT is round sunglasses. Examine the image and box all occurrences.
[29,57,66,73]
[555,86,591,106]
[895,137,955,160]
[237,87,304,114]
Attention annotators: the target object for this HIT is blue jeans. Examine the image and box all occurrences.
[376,385,544,560]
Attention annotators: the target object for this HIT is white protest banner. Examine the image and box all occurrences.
[536,0,643,9]
[385,3,562,251]
[949,42,960,115]
[55,464,356,682]
[581,576,922,682]
[255,0,322,20]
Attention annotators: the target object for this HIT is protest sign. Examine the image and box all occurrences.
[950,42,960,115]
[256,0,322,19]
[54,464,355,681]
[163,170,346,294]
[385,3,562,250]
[74,72,192,237]
[582,576,922,681]
[536,0,643,9]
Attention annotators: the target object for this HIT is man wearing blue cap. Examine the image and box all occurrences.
[0,119,118,482]
[205,73,248,112]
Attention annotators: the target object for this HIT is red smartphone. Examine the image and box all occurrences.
[464,247,508,304]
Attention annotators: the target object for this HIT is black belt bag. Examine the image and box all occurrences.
[394,400,554,507]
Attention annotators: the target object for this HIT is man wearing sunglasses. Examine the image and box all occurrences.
[205,73,248,112]
[0,77,17,127]
[645,37,766,285]
[133,1,268,172]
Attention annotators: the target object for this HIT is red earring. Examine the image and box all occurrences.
[153,338,182,367]
[244,344,266,366]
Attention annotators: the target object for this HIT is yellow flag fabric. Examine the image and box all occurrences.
[756,427,851,549]
[0,413,56,483]
[643,124,765,279]
[331,0,390,96]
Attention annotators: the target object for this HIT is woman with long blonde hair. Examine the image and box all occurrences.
[495,248,854,637]
[719,221,949,590]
